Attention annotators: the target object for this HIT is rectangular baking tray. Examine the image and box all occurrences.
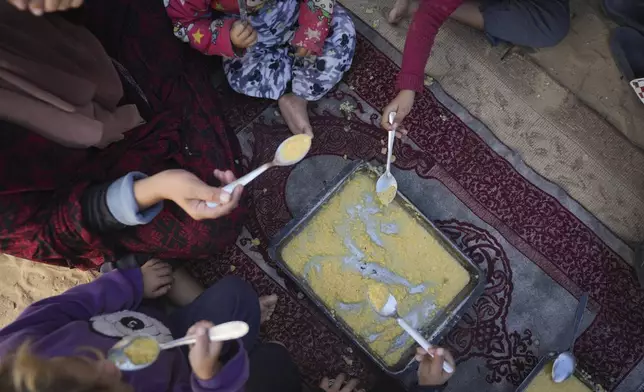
[516,352,603,392]
[268,161,485,375]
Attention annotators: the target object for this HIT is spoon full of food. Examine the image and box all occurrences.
[376,111,398,205]
[108,321,249,371]
[368,286,454,374]
[207,134,312,208]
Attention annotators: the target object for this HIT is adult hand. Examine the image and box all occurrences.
[7,0,84,15]
[319,374,360,392]
[141,259,174,299]
[188,321,223,381]
[381,89,414,138]
[134,169,243,221]
[294,47,312,57]
[230,21,258,49]
[416,347,455,387]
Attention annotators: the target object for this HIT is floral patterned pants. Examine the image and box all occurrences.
[223,1,356,101]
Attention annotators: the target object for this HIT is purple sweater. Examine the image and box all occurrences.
[0,269,249,392]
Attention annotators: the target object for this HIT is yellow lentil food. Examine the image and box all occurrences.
[278,134,312,163]
[525,362,592,392]
[377,185,397,205]
[367,282,391,313]
[124,337,160,365]
[281,171,470,365]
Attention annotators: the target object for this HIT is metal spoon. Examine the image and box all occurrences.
[552,292,589,383]
[108,321,249,371]
[375,112,398,205]
[372,293,454,374]
[207,134,312,208]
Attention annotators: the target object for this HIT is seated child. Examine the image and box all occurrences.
[0,167,278,391]
[0,260,277,392]
[165,0,357,137]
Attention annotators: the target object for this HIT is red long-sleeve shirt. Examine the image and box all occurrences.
[396,0,463,92]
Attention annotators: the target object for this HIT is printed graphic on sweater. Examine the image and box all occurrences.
[173,22,191,43]
[307,0,333,20]
[90,310,173,343]
[209,19,225,45]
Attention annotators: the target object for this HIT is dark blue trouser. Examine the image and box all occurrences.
[168,276,303,392]
[168,276,261,354]
[482,0,570,47]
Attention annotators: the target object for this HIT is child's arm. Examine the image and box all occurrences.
[171,323,249,392]
[84,169,243,235]
[292,0,336,55]
[396,0,464,92]
[165,0,238,58]
[189,343,248,392]
[0,269,142,341]
[82,171,163,234]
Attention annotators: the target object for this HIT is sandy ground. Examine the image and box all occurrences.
[0,254,95,328]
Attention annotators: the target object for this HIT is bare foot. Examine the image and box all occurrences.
[387,0,413,24]
[259,294,278,323]
[278,94,314,137]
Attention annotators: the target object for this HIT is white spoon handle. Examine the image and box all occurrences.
[206,163,274,208]
[385,129,395,175]
[385,111,397,175]
[159,321,249,350]
[397,318,454,374]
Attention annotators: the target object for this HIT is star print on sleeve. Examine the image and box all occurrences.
[192,29,204,44]
[292,0,336,55]
[165,0,238,57]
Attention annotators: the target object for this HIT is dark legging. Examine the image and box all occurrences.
[169,276,261,353]
[247,343,303,392]
[168,277,302,392]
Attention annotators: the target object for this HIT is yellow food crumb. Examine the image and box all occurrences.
[377,185,396,205]
[281,171,470,366]
[230,265,236,272]
[251,238,261,246]
[278,134,312,163]
[525,362,592,392]
[124,337,159,365]
[367,283,390,312]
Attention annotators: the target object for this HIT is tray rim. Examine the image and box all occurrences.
[268,160,486,375]
[516,351,602,392]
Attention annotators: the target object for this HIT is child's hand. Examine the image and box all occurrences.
[230,21,258,49]
[319,374,359,392]
[416,347,455,387]
[134,169,244,221]
[188,321,223,380]
[294,47,312,57]
[8,0,83,15]
[381,89,414,138]
[141,259,173,299]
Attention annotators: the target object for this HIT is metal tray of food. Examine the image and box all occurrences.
[516,352,604,392]
[268,161,485,375]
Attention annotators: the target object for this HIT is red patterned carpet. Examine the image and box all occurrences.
[189,34,644,391]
